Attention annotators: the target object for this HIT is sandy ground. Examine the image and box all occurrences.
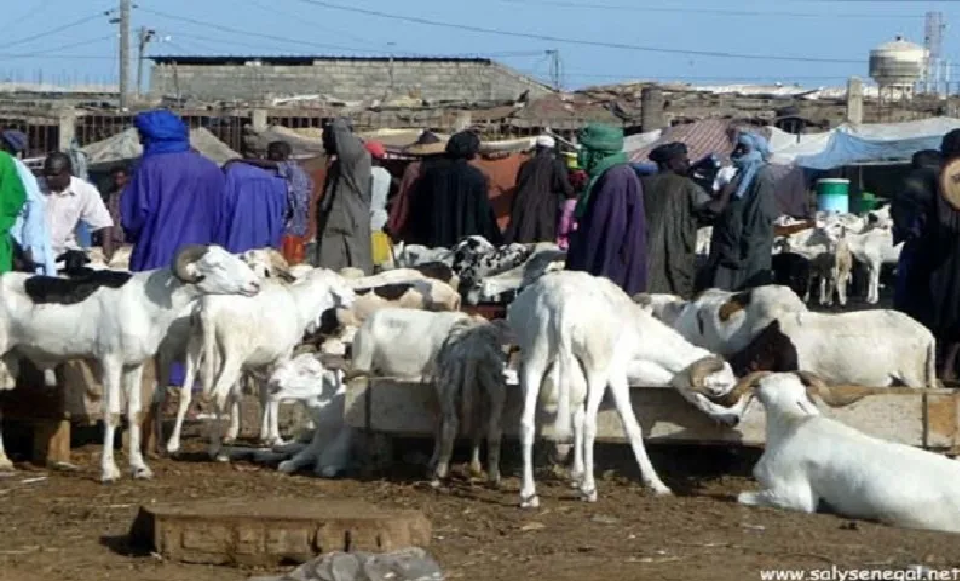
[1,406,959,581]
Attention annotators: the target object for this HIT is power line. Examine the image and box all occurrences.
[3,1,48,31]
[490,0,920,18]
[293,0,864,64]
[0,11,111,51]
[253,0,382,48]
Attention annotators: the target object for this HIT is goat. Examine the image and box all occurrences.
[507,271,738,508]
[429,317,510,488]
[0,244,261,481]
[774,310,937,388]
[178,268,355,460]
[264,353,352,478]
[475,247,566,303]
[692,371,960,533]
[349,279,461,319]
[633,285,807,357]
[832,225,902,304]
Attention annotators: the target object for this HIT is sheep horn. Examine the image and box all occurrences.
[692,370,770,407]
[687,355,727,389]
[173,244,210,283]
[793,371,889,408]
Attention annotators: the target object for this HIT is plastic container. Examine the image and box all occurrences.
[817,178,849,214]
[851,191,878,214]
[563,151,579,169]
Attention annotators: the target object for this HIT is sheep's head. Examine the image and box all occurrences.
[632,292,687,324]
[678,355,735,397]
[267,353,341,406]
[174,244,261,296]
[242,248,295,283]
[301,269,357,334]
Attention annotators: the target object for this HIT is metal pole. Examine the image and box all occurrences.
[119,0,130,109]
[136,26,155,98]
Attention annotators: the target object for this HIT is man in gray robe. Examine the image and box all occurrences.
[316,118,373,274]
[642,142,715,298]
[699,132,778,292]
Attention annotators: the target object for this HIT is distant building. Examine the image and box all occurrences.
[148,55,553,103]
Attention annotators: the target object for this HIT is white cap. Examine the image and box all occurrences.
[535,135,555,148]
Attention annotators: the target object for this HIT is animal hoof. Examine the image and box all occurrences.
[215,453,230,463]
[430,479,441,489]
[519,494,540,509]
[277,460,296,474]
[317,465,340,478]
[133,466,153,480]
[166,443,181,455]
[101,466,122,483]
[579,488,598,502]
[653,486,673,497]
[0,457,13,471]
[568,472,584,488]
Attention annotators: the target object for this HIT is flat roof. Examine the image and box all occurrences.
[149,55,496,66]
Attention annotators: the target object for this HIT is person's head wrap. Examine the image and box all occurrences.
[134,110,190,157]
[417,130,440,145]
[445,131,480,160]
[648,142,687,167]
[0,130,27,153]
[941,129,960,161]
[535,135,555,149]
[574,123,628,218]
[364,140,386,159]
[730,131,770,199]
[912,149,940,170]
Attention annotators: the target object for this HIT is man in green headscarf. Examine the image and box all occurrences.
[0,151,26,273]
[565,123,647,294]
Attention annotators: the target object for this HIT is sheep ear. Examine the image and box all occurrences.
[279,271,297,283]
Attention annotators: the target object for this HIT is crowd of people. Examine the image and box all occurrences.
[8,110,960,376]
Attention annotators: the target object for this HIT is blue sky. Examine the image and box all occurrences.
[2,0,959,90]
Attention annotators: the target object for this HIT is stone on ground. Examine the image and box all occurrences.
[248,547,443,581]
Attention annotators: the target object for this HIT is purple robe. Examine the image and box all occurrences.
[121,151,226,271]
[564,164,647,295]
[218,163,288,253]
[120,150,226,387]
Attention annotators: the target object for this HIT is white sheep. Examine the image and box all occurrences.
[774,309,937,388]
[633,285,807,357]
[429,317,511,488]
[832,225,902,304]
[264,353,353,478]
[0,244,262,481]
[507,271,738,508]
[176,267,355,460]
[692,371,960,533]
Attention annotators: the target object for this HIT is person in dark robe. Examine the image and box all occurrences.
[642,142,715,298]
[101,165,129,263]
[892,149,939,322]
[121,109,226,396]
[503,135,573,244]
[403,130,502,248]
[316,118,373,274]
[217,161,288,253]
[565,123,647,295]
[699,131,778,292]
[386,131,444,241]
[922,130,960,381]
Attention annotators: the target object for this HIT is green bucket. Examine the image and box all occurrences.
[851,191,878,214]
[817,178,849,214]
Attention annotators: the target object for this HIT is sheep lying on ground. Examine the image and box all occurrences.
[429,317,511,488]
[508,271,738,508]
[692,371,960,533]
[265,353,353,478]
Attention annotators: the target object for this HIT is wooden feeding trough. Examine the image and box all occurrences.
[343,376,960,454]
[0,358,156,466]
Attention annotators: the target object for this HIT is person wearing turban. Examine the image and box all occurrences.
[0,130,53,275]
[699,131,778,292]
[565,123,647,295]
[641,141,715,298]
[503,134,573,244]
[386,130,445,241]
[403,130,501,248]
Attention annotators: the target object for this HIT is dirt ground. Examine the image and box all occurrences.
[2,406,960,581]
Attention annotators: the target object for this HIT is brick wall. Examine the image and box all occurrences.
[148,58,553,103]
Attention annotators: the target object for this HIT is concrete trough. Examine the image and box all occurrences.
[343,377,960,453]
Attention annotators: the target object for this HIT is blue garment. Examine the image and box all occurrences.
[731,132,771,200]
[10,157,55,275]
[75,221,92,249]
[276,161,312,238]
[1,130,27,153]
[219,163,288,253]
[134,110,191,157]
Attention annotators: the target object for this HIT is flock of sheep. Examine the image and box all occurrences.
[0,201,957,536]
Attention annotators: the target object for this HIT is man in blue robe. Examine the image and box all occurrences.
[218,161,288,253]
[120,110,226,446]
[121,110,225,272]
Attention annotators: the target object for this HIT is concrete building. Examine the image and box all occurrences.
[148,55,554,103]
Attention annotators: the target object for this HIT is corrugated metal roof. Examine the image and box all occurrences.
[149,55,497,65]
[629,119,774,163]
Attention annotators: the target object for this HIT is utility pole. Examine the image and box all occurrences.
[136,26,156,98]
[117,0,131,109]
[546,49,561,91]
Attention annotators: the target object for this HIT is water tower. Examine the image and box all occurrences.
[869,35,926,102]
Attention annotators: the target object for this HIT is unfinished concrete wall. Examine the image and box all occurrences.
[149,58,552,103]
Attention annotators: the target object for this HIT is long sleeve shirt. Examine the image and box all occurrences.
[10,158,55,275]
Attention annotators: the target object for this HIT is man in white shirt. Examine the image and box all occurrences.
[41,152,113,258]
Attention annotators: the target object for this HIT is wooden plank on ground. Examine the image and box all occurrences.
[343,378,960,451]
